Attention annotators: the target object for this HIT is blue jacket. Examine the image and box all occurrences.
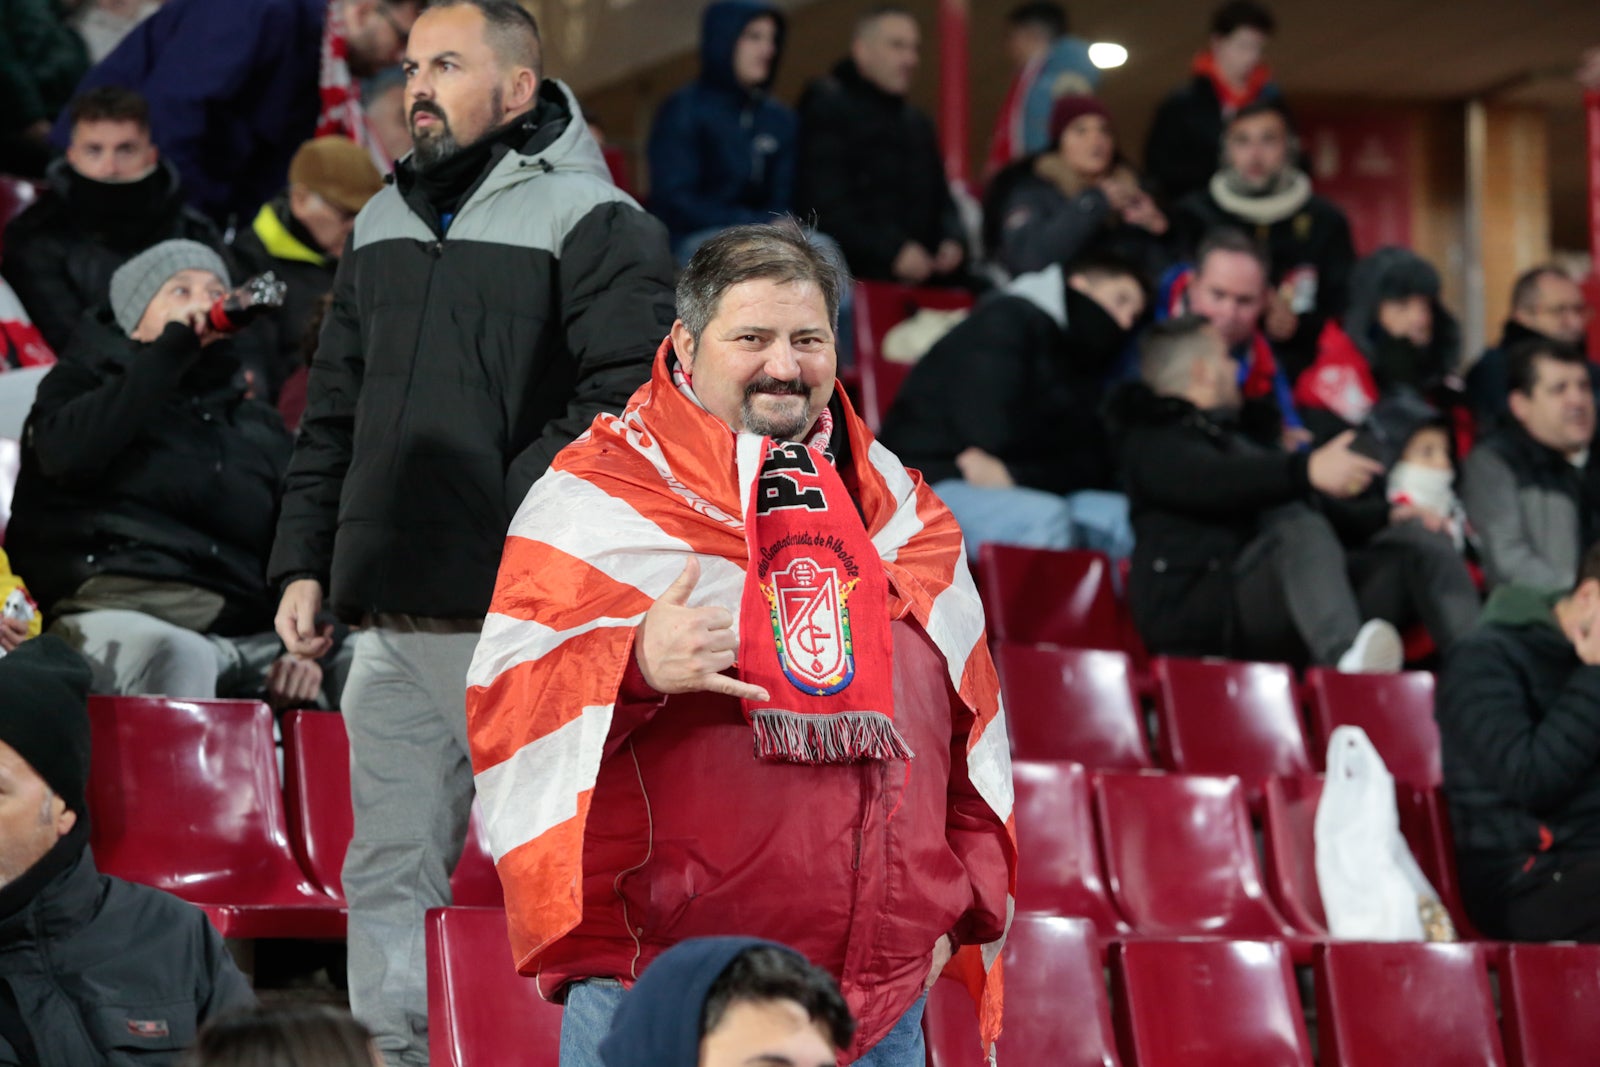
[53,0,325,225]
[646,0,796,243]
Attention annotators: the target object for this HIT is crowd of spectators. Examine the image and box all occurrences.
[2,0,1600,1061]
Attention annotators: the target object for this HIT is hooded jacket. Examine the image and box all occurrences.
[1437,583,1600,924]
[0,830,255,1066]
[1,158,228,352]
[879,265,1126,492]
[646,1,796,244]
[6,314,292,635]
[795,59,963,281]
[268,80,676,622]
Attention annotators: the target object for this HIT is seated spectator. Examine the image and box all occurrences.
[228,136,383,400]
[0,547,41,656]
[880,254,1144,556]
[0,0,87,177]
[1294,246,1462,442]
[1466,265,1595,431]
[984,2,1099,177]
[183,1005,381,1067]
[1143,0,1282,205]
[647,1,796,263]
[1171,100,1354,379]
[600,939,856,1067]
[1108,315,1480,670]
[796,6,966,285]
[1462,340,1600,590]
[1436,541,1600,942]
[1157,227,1305,448]
[0,275,54,372]
[0,636,256,1062]
[57,0,420,224]
[1374,395,1471,554]
[3,86,232,354]
[6,240,340,706]
[984,95,1170,281]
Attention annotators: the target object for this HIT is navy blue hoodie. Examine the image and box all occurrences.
[599,937,791,1067]
[646,1,797,245]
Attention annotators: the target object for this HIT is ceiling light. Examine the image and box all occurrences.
[1089,42,1128,70]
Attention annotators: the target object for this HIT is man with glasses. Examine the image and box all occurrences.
[56,0,421,225]
[1468,265,1596,431]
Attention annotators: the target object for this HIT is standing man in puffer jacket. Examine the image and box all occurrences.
[647,1,797,264]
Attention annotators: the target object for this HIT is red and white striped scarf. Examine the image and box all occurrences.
[465,336,1017,1054]
[315,0,391,171]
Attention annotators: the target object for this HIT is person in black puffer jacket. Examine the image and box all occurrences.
[6,240,333,707]
[1437,549,1600,942]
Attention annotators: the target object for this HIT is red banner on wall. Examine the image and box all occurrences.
[1299,112,1416,256]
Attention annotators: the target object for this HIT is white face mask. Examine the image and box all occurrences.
[1387,460,1455,515]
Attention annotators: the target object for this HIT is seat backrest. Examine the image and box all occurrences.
[1305,668,1441,788]
[1260,775,1329,935]
[996,644,1150,768]
[1012,761,1129,936]
[853,280,973,432]
[977,544,1121,648]
[1153,657,1311,800]
[0,436,19,544]
[926,915,1120,1067]
[1501,943,1600,1067]
[282,710,504,906]
[1315,942,1506,1067]
[1093,771,1295,938]
[427,907,560,1067]
[87,696,321,902]
[1395,785,1481,940]
[1113,939,1313,1067]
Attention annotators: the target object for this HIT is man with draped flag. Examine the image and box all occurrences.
[465,220,1015,1067]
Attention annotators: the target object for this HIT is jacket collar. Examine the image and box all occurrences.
[0,826,98,951]
[251,200,327,267]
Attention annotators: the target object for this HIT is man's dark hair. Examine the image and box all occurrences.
[1195,226,1270,278]
[1506,337,1587,397]
[180,1005,375,1067]
[1141,314,1218,394]
[1511,265,1574,314]
[1006,2,1067,37]
[700,946,856,1051]
[1228,98,1294,134]
[424,0,543,76]
[677,218,847,344]
[1211,0,1275,36]
[66,86,150,131]
[855,3,916,39]
[1068,250,1150,303]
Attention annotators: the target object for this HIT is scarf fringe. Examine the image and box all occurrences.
[751,709,915,764]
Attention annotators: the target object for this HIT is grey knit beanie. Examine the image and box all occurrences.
[109,239,232,335]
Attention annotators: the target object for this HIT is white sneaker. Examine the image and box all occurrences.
[1336,619,1404,673]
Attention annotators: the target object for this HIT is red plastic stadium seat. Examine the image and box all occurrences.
[87,696,345,938]
[427,907,560,1067]
[853,280,973,432]
[1315,942,1506,1067]
[1397,786,1482,940]
[1501,943,1600,1067]
[1260,775,1330,936]
[995,643,1150,768]
[1113,939,1314,1067]
[1152,657,1311,804]
[1094,772,1302,944]
[925,915,1120,1066]
[283,710,504,907]
[0,436,18,544]
[1012,761,1131,936]
[977,544,1120,648]
[1304,668,1441,788]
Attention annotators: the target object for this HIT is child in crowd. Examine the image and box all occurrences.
[1370,397,1471,553]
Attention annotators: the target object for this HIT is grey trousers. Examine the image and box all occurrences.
[341,614,481,1067]
[52,608,287,697]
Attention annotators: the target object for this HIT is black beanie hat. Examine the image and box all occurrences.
[0,636,93,814]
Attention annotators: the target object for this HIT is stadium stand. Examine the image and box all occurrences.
[995,643,1151,767]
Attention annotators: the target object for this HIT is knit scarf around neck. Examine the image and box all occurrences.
[1193,50,1273,114]
[1209,166,1312,226]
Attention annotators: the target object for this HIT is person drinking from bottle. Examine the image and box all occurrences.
[5,239,349,707]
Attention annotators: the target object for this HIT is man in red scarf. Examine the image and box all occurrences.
[464,220,1014,1067]
[1143,0,1282,205]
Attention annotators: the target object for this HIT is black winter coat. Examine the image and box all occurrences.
[1142,75,1285,205]
[880,270,1125,492]
[1,159,227,352]
[794,59,963,281]
[6,313,293,634]
[268,81,676,621]
[0,833,255,1066]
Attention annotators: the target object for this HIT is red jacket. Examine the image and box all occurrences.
[534,619,1011,1059]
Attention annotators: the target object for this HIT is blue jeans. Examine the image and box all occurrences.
[560,979,927,1067]
[932,479,1134,560]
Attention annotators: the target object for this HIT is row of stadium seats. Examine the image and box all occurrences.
[426,906,1600,1067]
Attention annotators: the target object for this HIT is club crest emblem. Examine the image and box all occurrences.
[764,557,857,695]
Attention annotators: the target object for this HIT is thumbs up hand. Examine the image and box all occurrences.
[634,557,771,702]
